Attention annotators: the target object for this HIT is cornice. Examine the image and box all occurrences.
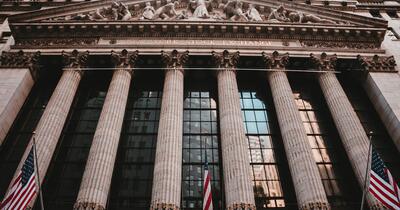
[9,21,386,44]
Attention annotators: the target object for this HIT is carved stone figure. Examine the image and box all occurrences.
[267,5,289,22]
[89,9,106,20]
[246,4,262,21]
[140,2,155,20]
[224,0,247,21]
[190,0,210,18]
[110,2,132,20]
[287,11,336,24]
[153,1,179,20]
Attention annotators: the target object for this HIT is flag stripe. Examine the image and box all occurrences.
[368,148,400,210]
[1,146,37,210]
[370,174,397,201]
[370,186,399,210]
[370,179,400,207]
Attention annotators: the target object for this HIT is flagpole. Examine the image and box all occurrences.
[32,131,45,210]
[360,131,373,210]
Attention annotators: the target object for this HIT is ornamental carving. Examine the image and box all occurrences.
[46,1,342,25]
[357,55,397,72]
[212,50,240,69]
[111,49,139,69]
[227,203,256,210]
[150,203,179,210]
[300,41,380,50]
[161,49,189,69]
[0,50,40,70]
[62,50,89,69]
[299,201,330,210]
[310,52,337,71]
[73,202,105,210]
[262,51,289,69]
[16,39,98,47]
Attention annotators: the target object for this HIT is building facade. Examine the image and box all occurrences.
[0,0,399,209]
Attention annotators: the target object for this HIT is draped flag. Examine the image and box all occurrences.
[0,147,37,210]
[203,160,213,210]
[369,149,400,210]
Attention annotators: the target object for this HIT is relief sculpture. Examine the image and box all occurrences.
[58,0,340,24]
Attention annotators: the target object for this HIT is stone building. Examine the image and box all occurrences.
[0,0,399,209]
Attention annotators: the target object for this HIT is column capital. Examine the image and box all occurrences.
[0,50,41,79]
[357,54,397,72]
[161,49,189,70]
[310,52,337,71]
[62,50,89,74]
[111,49,138,74]
[212,50,240,70]
[262,51,289,69]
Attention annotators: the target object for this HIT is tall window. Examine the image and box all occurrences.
[0,70,58,199]
[240,91,286,209]
[40,72,110,210]
[108,89,162,210]
[291,75,360,208]
[182,91,223,210]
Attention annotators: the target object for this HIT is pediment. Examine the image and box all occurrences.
[8,0,387,28]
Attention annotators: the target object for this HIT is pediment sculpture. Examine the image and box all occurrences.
[47,0,343,24]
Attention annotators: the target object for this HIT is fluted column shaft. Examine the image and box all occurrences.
[317,72,385,209]
[151,68,184,210]
[74,69,132,210]
[6,68,83,208]
[268,70,329,210]
[217,69,255,210]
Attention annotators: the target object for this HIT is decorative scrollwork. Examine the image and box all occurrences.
[310,52,337,71]
[212,50,240,70]
[62,50,89,69]
[111,49,139,69]
[73,201,105,210]
[262,51,289,69]
[0,50,40,69]
[161,49,189,69]
[227,203,257,210]
[150,202,180,210]
[357,55,397,72]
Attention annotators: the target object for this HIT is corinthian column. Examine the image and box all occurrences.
[6,50,88,208]
[311,53,385,209]
[150,50,188,210]
[212,50,255,210]
[262,51,329,210]
[74,50,138,210]
[0,50,40,145]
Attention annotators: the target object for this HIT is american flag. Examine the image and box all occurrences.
[203,160,213,210]
[0,147,37,210]
[369,149,400,210]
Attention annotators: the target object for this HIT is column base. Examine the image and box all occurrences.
[300,202,330,210]
[370,204,389,210]
[150,203,179,210]
[73,202,105,210]
[227,203,256,210]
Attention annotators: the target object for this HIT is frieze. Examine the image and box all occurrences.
[15,38,99,47]
[300,41,380,50]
